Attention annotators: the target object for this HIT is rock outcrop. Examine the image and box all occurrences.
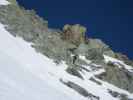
[0,2,48,41]
[115,53,133,66]
[60,80,100,100]
[62,24,86,45]
[97,61,133,93]
[0,1,133,100]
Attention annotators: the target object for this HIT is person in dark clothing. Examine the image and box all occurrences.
[72,55,78,64]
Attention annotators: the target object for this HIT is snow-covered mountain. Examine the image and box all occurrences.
[0,0,133,100]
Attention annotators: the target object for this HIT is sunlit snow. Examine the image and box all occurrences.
[0,1,133,99]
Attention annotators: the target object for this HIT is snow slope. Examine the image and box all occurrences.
[0,0,9,5]
[0,20,133,100]
[0,1,133,100]
[0,23,89,100]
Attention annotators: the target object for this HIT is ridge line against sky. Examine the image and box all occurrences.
[16,0,133,59]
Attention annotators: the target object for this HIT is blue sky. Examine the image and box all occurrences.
[17,0,133,59]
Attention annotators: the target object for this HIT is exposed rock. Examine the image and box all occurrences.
[62,24,86,45]
[71,38,116,63]
[60,80,89,97]
[108,89,120,98]
[33,32,76,61]
[66,66,83,79]
[86,39,115,58]
[115,53,133,66]
[75,43,89,56]
[60,80,99,100]
[87,39,107,49]
[108,89,131,100]
[104,50,116,58]
[120,94,129,100]
[86,48,104,61]
[89,77,102,85]
[0,4,48,42]
[97,61,133,93]
[0,2,115,65]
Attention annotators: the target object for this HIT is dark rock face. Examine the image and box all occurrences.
[66,66,83,79]
[97,62,133,93]
[108,89,130,100]
[60,80,99,100]
[89,77,102,85]
[61,80,89,97]
[108,89,121,98]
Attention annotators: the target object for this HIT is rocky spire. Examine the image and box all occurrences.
[62,24,87,45]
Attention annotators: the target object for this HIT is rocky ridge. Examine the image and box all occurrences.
[1,0,133,100]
